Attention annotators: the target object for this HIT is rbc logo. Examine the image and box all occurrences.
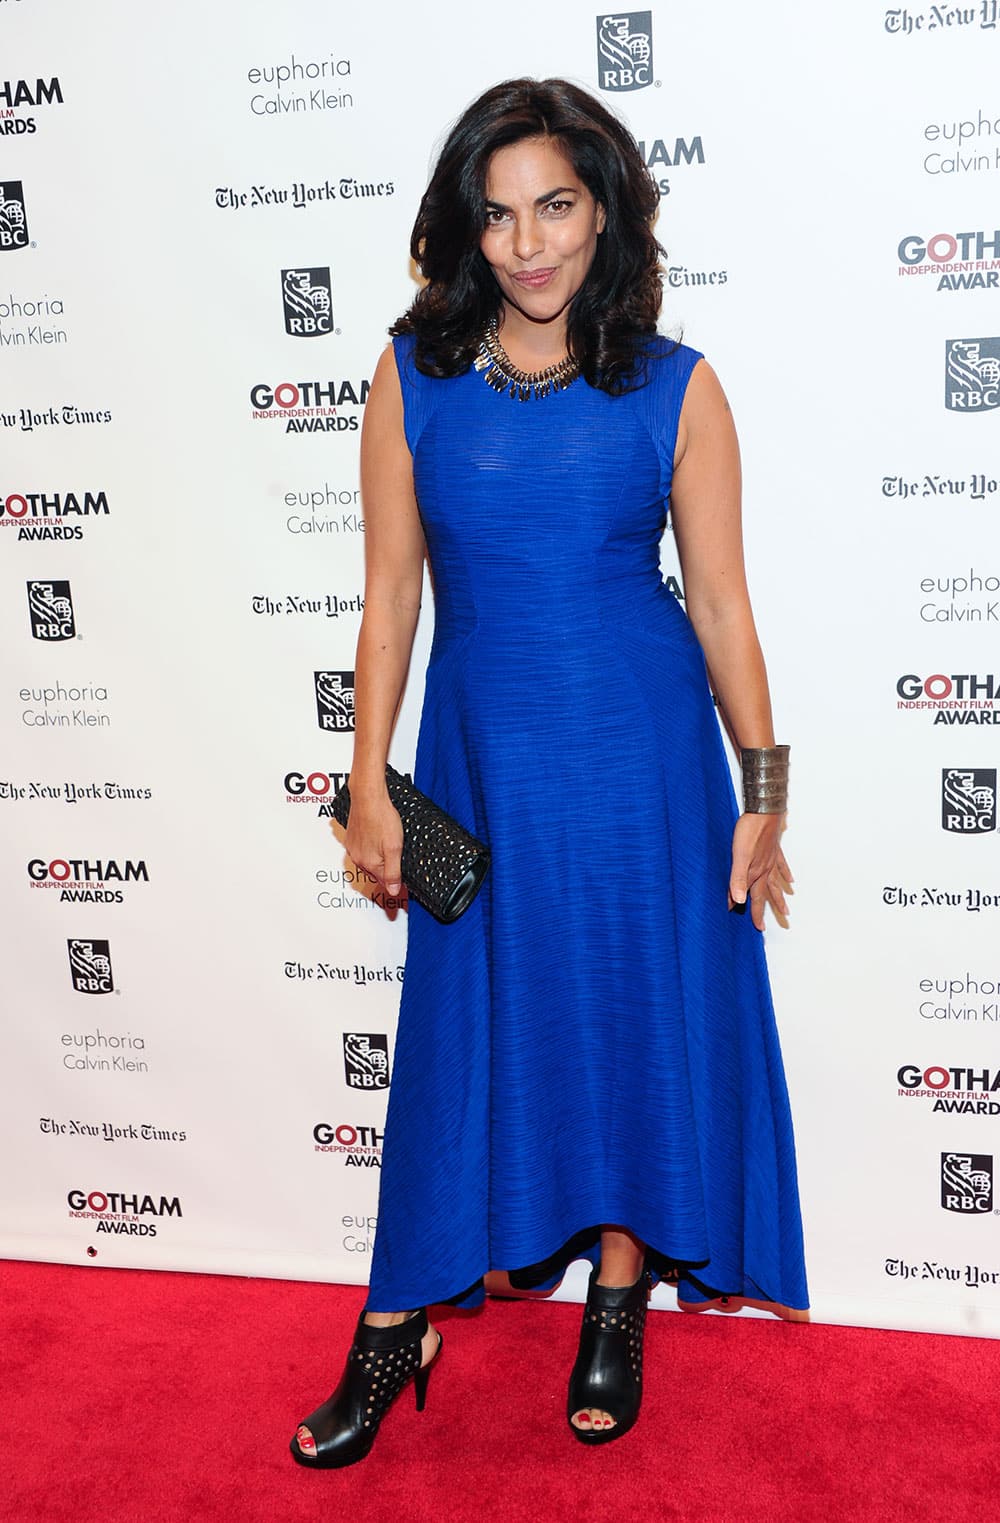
[315,670,355,731]
[281,267,333,337]
[343,1032,390,1089]
[27,579,75,641]
[596,13,653,92]
[941,768,997,833]
[67,939,114,994]
[941,1152,993,1213]
[945,338,1000,412]
[0,182,29,251]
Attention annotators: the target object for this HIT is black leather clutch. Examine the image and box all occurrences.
[329,764,490,924]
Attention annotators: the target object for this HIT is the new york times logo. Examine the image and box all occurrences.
[67,939,114,995]
[282,267,332,337]
[942,768,997,833]
[945,338,1000,412]
[941,1151,993,1213]
[27,579,75,640]
[343,1032,389,1089]
[596,13,653,92]
[315,670,355,730]
[0,182,29,251]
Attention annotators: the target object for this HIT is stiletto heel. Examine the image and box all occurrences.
[567,1264,651,1445]
[290,1308,442,1470]
[413,1359,432,1412]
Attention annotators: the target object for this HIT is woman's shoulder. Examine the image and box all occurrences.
[623,335,707,457]
[388,333,430,400]
[390,331,417,373]
[390,331,452,391]
[641,332,705,373]
[622,334,705,415]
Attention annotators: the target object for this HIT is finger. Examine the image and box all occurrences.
[740,863,769,930]
[769,868,789,919]
[382,843,403,897]
[776,846,793,885]
[734,850,767,904]
[765,863,792,926]
[769,898,790,931]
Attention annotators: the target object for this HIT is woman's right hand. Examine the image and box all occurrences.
[345,786,405,897]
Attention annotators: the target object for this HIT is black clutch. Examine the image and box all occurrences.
[329,764,490,924]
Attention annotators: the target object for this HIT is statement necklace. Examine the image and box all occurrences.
[474,318,581,401]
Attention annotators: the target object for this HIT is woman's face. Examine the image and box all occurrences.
[479,136,606,330]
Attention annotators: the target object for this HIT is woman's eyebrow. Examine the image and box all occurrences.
[484,186,579,212]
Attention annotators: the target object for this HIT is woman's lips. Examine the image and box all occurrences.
[511,268,557,288]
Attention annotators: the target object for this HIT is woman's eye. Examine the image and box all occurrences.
[485,209,508,226]
[544,200,573,215]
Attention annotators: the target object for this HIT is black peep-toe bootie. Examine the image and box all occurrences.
[567,1265,651,1445]
[290,1307,441,1469]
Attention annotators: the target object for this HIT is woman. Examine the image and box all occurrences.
[291,76,808,1467]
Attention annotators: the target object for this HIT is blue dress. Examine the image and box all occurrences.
[365,333,808,1314]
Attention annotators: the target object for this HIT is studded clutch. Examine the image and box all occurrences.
[330,764,490,924]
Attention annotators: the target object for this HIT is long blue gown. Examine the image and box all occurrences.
[364,333,808,1314]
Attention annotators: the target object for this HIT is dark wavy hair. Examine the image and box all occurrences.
[390,78,664,395]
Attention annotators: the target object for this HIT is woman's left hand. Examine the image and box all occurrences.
[728,813,793,931]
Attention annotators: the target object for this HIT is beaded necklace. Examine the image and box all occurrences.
[473,318,581,401]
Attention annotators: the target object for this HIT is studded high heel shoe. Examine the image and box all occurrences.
[567,1264,650,1445]
[290,1307,441,1470]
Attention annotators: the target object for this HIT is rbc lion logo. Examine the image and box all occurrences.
[941,768,997,833]
[0,181,29,251]
[67,939,114,994]
[27,579,75,641]
[941,1152,993,1213]
[343,1033,390,1089]
[945,338,1000,412]
[315,670,356,731]
[281,267,333,338]
[596,13,653,92]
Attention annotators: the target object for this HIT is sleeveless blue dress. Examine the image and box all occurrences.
[364,334,808,1314]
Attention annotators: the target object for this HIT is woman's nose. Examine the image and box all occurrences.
[512,218,543,263]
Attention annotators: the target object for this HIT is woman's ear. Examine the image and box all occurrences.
[596,203,607,234]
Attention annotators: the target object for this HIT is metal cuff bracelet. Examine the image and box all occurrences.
[740,745,790,815]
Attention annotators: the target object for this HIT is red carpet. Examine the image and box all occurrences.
[2,1258,997,1523]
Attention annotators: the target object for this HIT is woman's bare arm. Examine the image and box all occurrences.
[346,344,426,894]
[670,360,791,929]
[670,360,774,752]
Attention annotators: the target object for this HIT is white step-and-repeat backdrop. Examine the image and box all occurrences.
[3,0,1000,1336]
